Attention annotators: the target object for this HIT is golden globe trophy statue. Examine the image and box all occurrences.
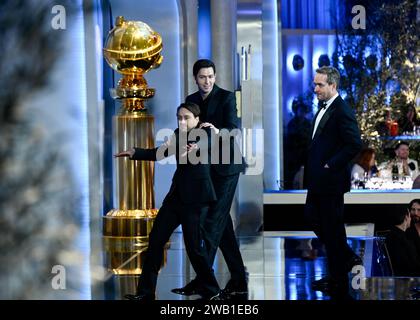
[102,16,164,274]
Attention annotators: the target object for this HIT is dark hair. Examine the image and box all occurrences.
[388,210,409,226]
[395,141,409,150]
[315,66,340,89]
[176,102,200,117]
[408,199,420,210]
[193,59,216,77]
[291,98,309,114]
[354,148,375,172]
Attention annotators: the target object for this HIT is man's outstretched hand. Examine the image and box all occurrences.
[114,149,134,158]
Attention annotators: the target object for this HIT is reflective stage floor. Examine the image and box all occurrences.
[103,230,420,300]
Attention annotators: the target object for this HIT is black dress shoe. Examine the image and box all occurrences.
[312,255,362,291]
[171,279,201,296]
[196,292,224,301]
[410,292,420,300]
[312,276,349,295]
[221,279,248,300]
[327,279,350,299]
[124,293,155,300]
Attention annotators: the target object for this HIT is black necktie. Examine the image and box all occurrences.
[320,101,327,109]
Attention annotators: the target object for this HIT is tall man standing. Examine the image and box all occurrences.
[304,66,362,298]
[172,59,248,298]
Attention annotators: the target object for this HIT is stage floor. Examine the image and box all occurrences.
[102,230,420,300]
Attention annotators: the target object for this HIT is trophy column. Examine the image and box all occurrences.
[102,17,165,274]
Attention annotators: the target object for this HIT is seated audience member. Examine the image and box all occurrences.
[379,142,419,179]
[351,147,377,183]
[398,104,420,135]
[406,199,420,257]
[385,210,420,276]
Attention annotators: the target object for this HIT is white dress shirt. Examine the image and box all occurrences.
[312,93,339,139]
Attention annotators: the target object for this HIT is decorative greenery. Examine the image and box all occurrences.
[0,1,86,299]
[332,0,419,163]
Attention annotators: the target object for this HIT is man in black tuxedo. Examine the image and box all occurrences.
[119,103,222,300]
[172,59,248,298]
[304,66,362,297]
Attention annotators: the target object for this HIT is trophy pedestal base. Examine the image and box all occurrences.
[103,236,169,275]
[102,209,161,275]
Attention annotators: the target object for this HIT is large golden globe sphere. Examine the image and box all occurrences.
[103,16,163,75]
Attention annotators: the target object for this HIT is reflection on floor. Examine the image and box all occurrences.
[103,232,420,300]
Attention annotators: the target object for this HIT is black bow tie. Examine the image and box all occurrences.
[409,162,416,171]
[320,101,327,109]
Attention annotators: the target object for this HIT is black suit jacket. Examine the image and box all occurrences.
[406,225,420,258]
[386,226,420,276]
[304,96,362,194]
[130,127,217,205]
[186,85,245,176]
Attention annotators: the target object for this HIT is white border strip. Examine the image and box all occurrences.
[264,191,419,204]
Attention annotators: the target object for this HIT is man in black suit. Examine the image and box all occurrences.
[119,103,222,300]
[406,199,420,257]
[304,66,362,297]
[385,209,420,276]
[172,59,248,298]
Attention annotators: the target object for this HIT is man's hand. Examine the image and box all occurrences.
[199,122,219,134]
[114,149,134,158]
[186,143,198,152]
[180,143,198,158]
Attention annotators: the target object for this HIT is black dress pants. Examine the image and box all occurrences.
[304,192,353,283]
[137,199,219,297]
[202,173,246,282]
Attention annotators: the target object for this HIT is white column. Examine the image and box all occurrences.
[210,0,237,91]
[178,0,198,97]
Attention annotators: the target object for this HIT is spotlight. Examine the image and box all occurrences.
[318,54,330,67]
[292,54,304,71]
